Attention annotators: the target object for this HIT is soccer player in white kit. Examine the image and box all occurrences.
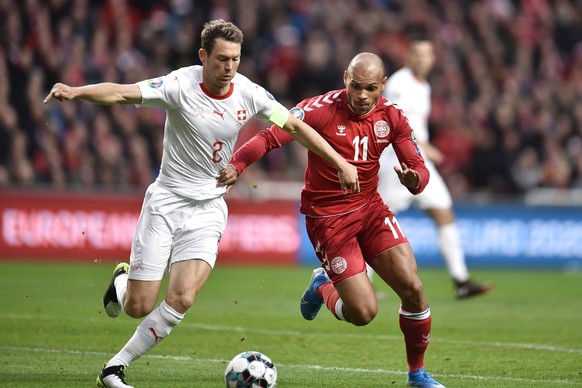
[375,35,493,299]
[44,19,359,388]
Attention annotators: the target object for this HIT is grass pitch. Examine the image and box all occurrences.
[0,261,581,387]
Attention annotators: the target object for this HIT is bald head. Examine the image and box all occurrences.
[343,52,387,116]
[346,52,385,78]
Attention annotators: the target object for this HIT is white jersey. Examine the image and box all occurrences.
[136,65,289,200]
[383,67,431,144]
[378,67,452,212]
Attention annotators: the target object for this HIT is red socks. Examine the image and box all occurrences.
[317,284,432,372]
[399,308,431,372]
[318,282,342,319]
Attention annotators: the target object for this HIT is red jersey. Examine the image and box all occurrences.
[230,89,429,217]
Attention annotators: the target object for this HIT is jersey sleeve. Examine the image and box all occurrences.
[229,125,294,174]
[391,110,430,194]
[136,71,181,109]
[247,84,290,127]
[230,92,319,174]
[384,71,430,142]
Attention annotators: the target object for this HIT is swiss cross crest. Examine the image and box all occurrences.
[236,109,247,121]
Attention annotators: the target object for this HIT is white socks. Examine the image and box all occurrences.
[114,273,128,313]
[399,305,431,320]
[438,223,469,282]
[106,300,184,368]
[334,299,345,321]
[366,264,375,282]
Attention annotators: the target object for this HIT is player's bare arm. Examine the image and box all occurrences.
[394,162,421,190]
[282,114,360,194]
[43,82,142,105]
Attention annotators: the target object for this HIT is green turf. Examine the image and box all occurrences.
[0,261,581,387]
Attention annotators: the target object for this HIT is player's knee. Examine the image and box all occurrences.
[165,292,195,314]
[124,301,154,318]
[349,304,377,326]
[124,296,157,318]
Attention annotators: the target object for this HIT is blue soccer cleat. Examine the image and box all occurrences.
[407,368,445,388]
[300,268,330,320]
[103,262,129,318]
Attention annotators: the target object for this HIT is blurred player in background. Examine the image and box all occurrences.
[44,19,358,388]
[375,35,494,299]
[219,52,446,388]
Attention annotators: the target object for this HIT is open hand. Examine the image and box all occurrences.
[394,163,420,190]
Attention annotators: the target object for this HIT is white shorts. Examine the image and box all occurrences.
[128,181,228,281]
[378,147,452,213]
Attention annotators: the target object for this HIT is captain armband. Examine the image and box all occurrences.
[268,103,289,128]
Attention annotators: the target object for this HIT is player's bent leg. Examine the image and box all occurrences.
[98,259,207,387]
[333,272,378,326]
[374,247,442,386]
[123,278,163,319]
[165,259,213,313]
[372,245,426,312]
[97,300,185,387]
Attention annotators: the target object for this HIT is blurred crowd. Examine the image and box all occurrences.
[1,0,582,200]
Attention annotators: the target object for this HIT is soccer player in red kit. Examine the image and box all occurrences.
[218,52,446,388]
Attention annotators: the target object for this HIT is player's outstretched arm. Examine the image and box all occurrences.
[44,82,142,105]
[282,114,360,194]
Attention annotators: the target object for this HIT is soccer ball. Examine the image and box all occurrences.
[224,351,277,388]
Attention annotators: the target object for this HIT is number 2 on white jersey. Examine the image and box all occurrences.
[212,141,223,163]
[385,216,405,239]
[352,136,368,161]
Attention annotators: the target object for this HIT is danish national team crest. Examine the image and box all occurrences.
[330,256,347,274]
[374,120,390,138]
[290,107,305,121]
